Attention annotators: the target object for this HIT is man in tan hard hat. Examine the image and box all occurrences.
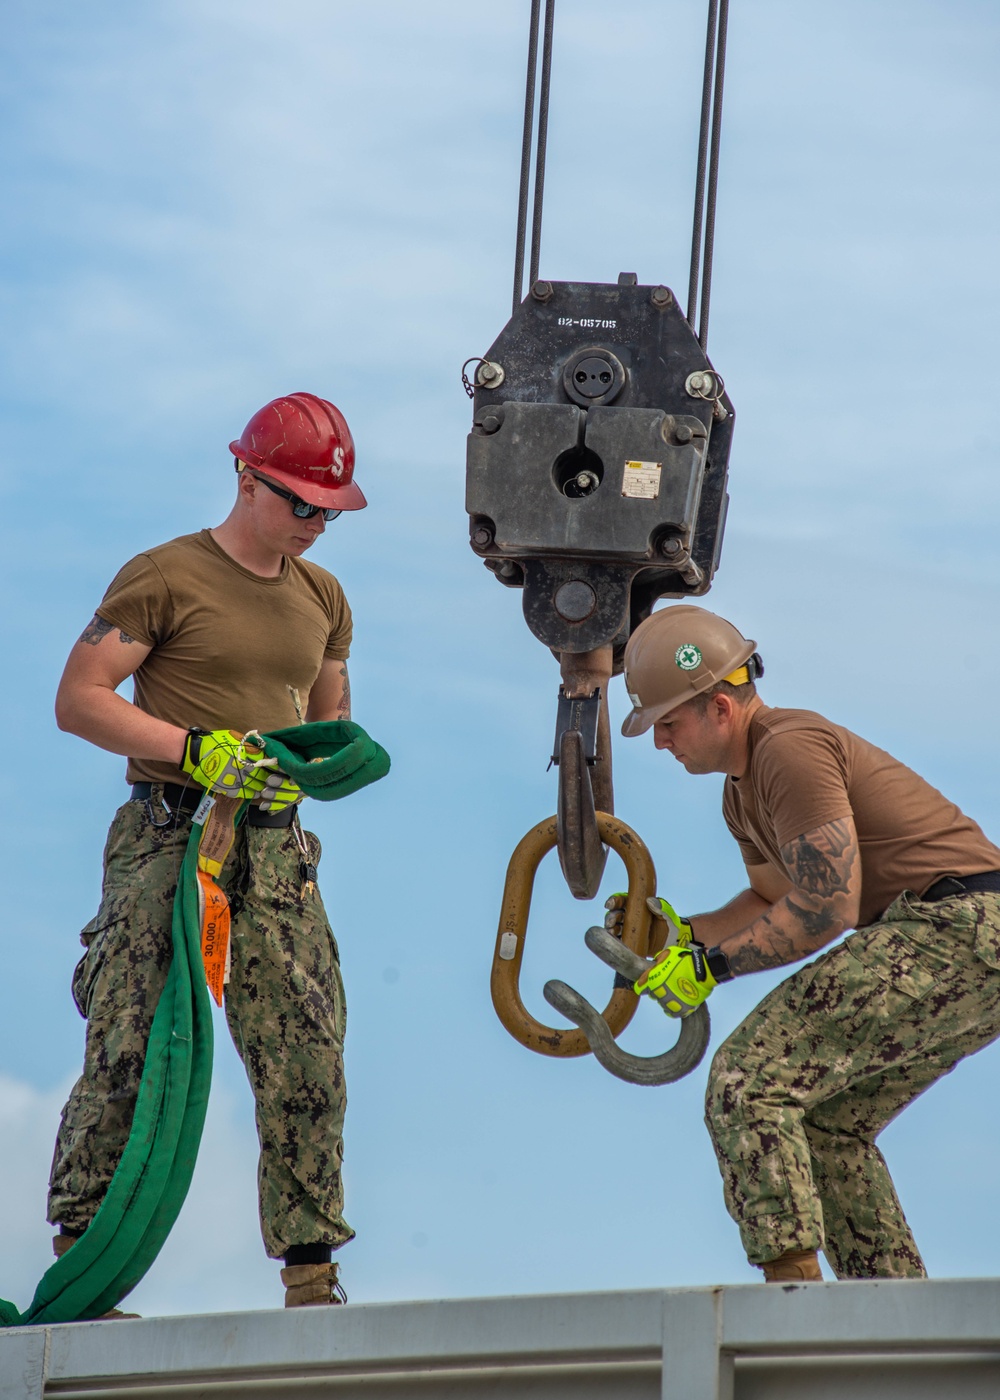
[618,604,1000,1282]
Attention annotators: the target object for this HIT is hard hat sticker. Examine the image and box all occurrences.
[621,460,662,500]
[675,644,702,671]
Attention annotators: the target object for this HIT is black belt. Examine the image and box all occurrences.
[922,871,1000,902]
[130,782,296,829]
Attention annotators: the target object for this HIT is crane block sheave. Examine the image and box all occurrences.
[466,275,733,660]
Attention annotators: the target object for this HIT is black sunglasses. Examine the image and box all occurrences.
[251,473,342,521]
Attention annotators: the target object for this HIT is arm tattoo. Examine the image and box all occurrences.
[79,615,136,646]
[724,820,860,977]
[727,936,796,975]
[79,615,112,646]
[337,665,351,719]
[785,897,837,941]
[725,907,836,976]
[780,819,854,897]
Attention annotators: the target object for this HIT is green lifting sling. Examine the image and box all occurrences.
[0,721,389,1326]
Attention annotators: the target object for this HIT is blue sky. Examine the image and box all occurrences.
[2,0,1000,1315]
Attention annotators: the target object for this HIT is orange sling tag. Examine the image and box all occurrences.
[193,794,242,1005]
[196,868,231,1006]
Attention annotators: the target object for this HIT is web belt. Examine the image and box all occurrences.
[922,871,1000,902]
[130,781,296,828]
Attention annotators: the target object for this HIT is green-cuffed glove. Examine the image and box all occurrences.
[182,728,273,801]
[634,943,718,1018]
[604,892,694,946]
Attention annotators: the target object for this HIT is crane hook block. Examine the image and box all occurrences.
[466,279,734,656]
[491,811,657,1057]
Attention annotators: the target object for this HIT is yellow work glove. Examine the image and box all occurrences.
[182,728,273,801]
[604,893,694,946]
[256,767,304,813]
[634,943,718,1018]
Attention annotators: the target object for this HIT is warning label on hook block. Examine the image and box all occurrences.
[621,460,662,499]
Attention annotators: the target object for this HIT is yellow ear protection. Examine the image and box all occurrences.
[722,652,765,686]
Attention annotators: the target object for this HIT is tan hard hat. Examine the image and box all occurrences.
[621,604,757,737]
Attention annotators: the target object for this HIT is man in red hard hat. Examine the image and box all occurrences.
[48,393,366,1309]
[613,604,1000,1285]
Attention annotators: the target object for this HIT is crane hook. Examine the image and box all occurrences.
[543,925,711,1085]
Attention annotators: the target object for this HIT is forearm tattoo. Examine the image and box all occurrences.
[727,929,798,975]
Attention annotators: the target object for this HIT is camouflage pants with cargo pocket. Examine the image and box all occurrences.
[48,792,353,1259]
[705,890,1000,1277]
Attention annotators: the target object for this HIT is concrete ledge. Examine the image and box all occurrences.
[3,1279,999,1400]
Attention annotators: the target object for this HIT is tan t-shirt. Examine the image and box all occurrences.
[722,706,1000,927]
[96,530,353,786]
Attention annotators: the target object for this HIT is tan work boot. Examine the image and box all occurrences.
[53,1232,76,1259]
[52,1232,142,1319]
[280,1261,347,1307]
[761,1248,823,1282]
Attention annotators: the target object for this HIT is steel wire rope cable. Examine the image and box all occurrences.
[528,0,556,290]
[513,0,728,334]
[686,0,719,329]
[512,0,541,311]
[687,0,730,350]
[511,0,556,308]
[698,0,730,349]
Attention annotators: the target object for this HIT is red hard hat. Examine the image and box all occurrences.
[229,392,366,510]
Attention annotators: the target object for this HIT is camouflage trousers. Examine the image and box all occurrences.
[706,890,1000,1277]
[48,792,353,1259]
